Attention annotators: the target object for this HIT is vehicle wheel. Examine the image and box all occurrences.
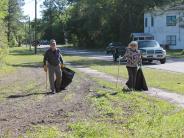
[148,60,153,63]
[141,59,145,64]
[113,54,118,62]
[160,58,166,64]
[113,56,117,62]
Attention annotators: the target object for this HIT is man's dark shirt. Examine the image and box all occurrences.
[43,48,63,66]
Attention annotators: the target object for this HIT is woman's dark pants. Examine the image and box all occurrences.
[126,66,138,90]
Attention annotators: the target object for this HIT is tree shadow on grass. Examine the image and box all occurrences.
[7,62,43,68]
[10,49,45,56]
[7,92,54,99]
[9,49,33,56]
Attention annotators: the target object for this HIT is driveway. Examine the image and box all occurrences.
[145,58,184,73]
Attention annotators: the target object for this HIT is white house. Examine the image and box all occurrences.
[144,5,184,50]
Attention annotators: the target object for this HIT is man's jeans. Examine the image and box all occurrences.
[48,64,62,91]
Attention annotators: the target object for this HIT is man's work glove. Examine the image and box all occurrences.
[61,64,65,69]
[44,65,47,72]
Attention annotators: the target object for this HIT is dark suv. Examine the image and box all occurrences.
[106,42,124,54]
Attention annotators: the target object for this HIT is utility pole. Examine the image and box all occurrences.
[7,0,11,44]
[24,21,27,47]
[34,0,37,54]
[29,16,31,51]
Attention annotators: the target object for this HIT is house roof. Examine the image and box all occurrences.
[131,33,154,37]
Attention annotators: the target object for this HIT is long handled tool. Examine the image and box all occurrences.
[46,71,48,91]
[45,62,48,92]
[116,56,121,88]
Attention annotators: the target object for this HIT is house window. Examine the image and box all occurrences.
[139,37,144,40]
[134,38,138,41]
[166,35,176,45]
[166,16,176,26]
[145,18,148,27]
[151,17,154,27]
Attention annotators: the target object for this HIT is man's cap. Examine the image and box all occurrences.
[50,39,56,44]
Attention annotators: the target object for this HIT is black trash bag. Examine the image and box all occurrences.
[55,67,75,91]
[135,68,148,91]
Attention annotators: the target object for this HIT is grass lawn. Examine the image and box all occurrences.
[6,47,43,66]
[167,50,184,58]
[0,47,43,75]
[3,48,183,95]
[64,55,184,95]
[87,79,184,138]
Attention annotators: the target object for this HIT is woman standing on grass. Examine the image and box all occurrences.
[123,41,142,91]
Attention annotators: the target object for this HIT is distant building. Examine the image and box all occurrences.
[144,5,184,50]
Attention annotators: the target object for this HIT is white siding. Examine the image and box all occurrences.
[144,10,184,50]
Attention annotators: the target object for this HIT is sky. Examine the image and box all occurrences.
[23,0,44,20]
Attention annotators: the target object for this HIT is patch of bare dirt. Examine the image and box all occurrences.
[0,67,44,93]
[0,67,97,137]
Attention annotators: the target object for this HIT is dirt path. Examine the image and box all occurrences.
[0,67,96,137]
[75,66,184,108]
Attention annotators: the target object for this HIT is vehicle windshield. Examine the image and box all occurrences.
[138,41,159,48]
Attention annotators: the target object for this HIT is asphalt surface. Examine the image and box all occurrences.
[145,58,184,73]
[39,45,184,73]
[62,48,184,73]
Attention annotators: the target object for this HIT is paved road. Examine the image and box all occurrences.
[145,58,184,73]
[62,48,184,73]
[38,45,184,73]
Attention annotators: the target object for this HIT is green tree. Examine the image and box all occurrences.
[66,0,180,48]
[39,0,68,44]
[6,0,25,47]
[39,0,182,48]
[0,0,8,64]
